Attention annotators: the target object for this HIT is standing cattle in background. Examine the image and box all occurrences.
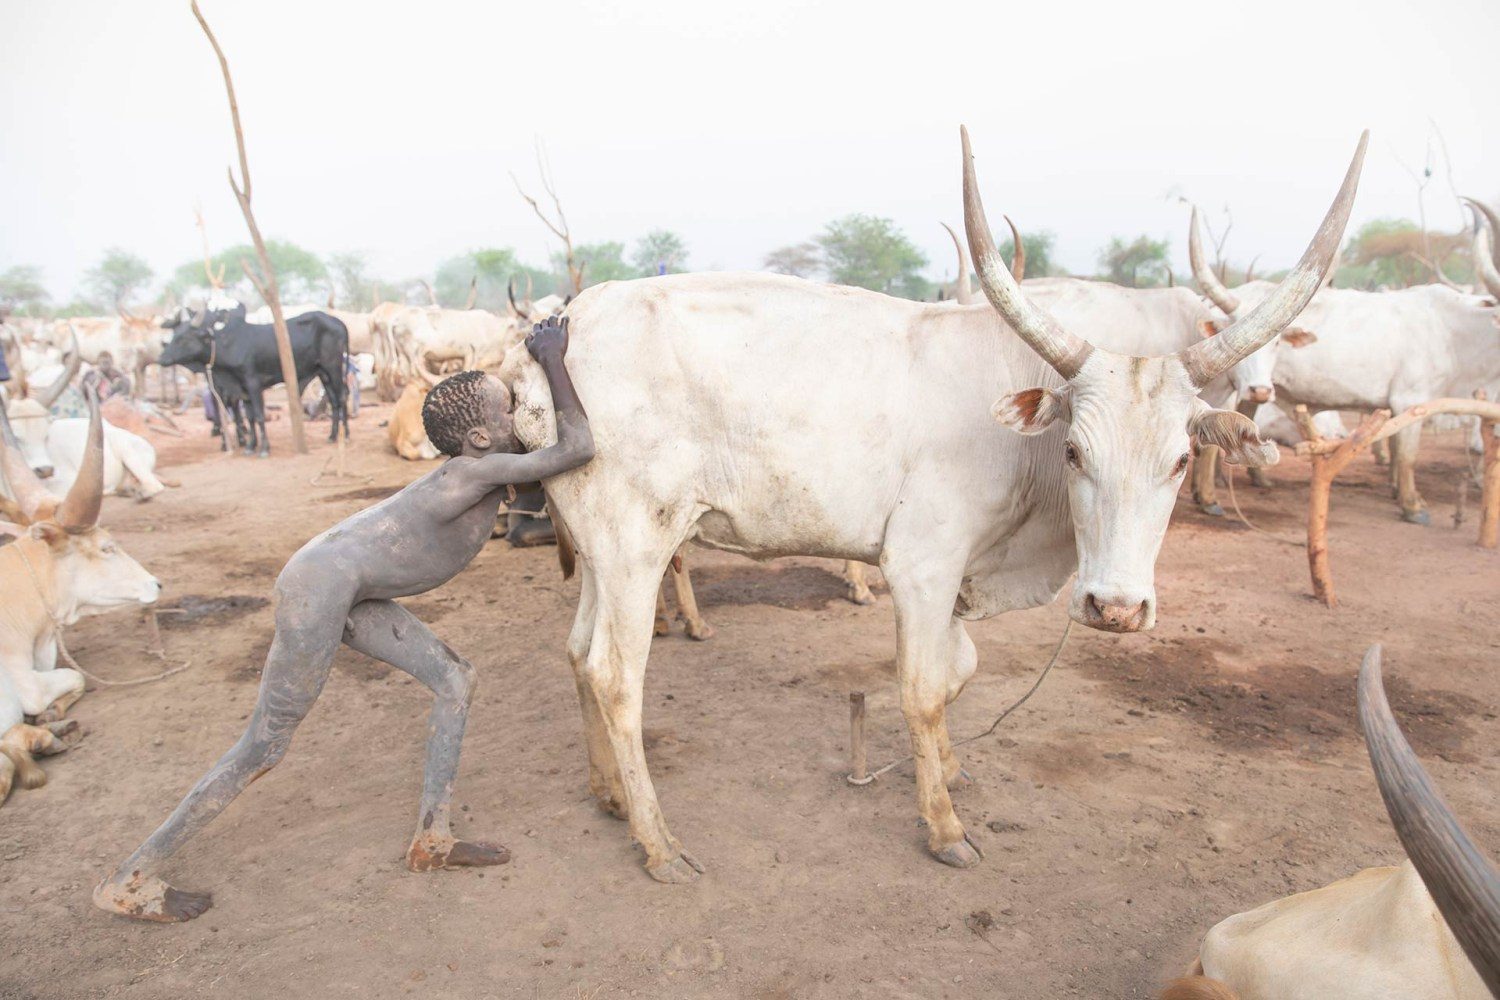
[158,303,349,456]
[1188,203,1500,524]
[499,129,1364,882]
[0,385,162,805]
[44,314,167,400]
[1165,647,1498,1000]
[380,304,519,385]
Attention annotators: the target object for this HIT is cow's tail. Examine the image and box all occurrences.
[1160,975,1238,1000]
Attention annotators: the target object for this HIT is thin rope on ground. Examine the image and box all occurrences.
[1225,464,1304,548]
[849,618,1072,785]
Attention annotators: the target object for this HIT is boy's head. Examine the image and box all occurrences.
[421,370,521,458]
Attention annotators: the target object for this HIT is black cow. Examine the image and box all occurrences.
[160,303,350,456]
[159,309,254,451]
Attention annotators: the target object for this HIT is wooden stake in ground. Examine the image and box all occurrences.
[191,0,308,455]
[847,692,870,786]
[1477,389,1500,549]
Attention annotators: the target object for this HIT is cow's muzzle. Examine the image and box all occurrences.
[1245,386,1274,404]
[1080,592,1152,633]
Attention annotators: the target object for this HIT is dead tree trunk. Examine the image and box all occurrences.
[1296,406,1390,607]
[192,0,308,455]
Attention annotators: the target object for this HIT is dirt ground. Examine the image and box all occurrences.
[2,400,1496,1000]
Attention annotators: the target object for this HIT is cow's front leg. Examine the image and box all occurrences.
[1191,444,1225,516]
[885,559,981,868]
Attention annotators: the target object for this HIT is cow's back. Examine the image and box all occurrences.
[506,272,1060,564]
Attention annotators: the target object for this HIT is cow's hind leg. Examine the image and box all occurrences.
[1191,445,1225,516]
[1389,422,1429,524]
[93,580,349,922]
[883,553,981,868]
[341,600,506,871]
[568,564,626,818]
[668,551,713,640]
[583,545,701,882]
[843,560,876,605]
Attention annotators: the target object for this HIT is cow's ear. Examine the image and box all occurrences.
[1281,327,1318,348]
[993,386,1070,434]
[28,521,67,547]
[1189,403,1279,467]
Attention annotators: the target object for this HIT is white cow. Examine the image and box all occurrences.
[44,316,168,398]
[377,304,519,385]
[1189,208,1500,523]
[497,129,1364,882]
[1,387,162,804]
[1166,647,1497,999]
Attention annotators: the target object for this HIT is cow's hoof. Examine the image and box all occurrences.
[931,833,983,868]
[684,620,715,642]
[593,793,628,820]
[1247,469,1272,489]
[1400,508,1431,526]
[846,584,876,606]
[1198,503,1225,518]
[654,617,671,637]
[647,850,705,884]
[406,837,510,872]
[945,765,974,790]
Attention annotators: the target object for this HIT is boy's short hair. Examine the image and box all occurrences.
[421,370,491,457]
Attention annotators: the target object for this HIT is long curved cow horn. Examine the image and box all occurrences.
[0,390,57,523]
[33,327,81,409]
[507,278,522,317]
[464,275,478,310]
[1462,196,1500,272]
[961,126,1093,378]
[55,381,104,531]
[940,222,974,305]
[1358,645,1500,995]
[1177,131,1366,387]
[1187,204,1242,315]
[1004,215,1026,282]
[1461,198,1500,299]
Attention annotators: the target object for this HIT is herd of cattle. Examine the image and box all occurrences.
[0,127,1497,997]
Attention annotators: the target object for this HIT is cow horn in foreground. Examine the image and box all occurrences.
[55,382,104,531]
[1004,214,1026,281]
[0,391,56,522]
[1358,644,1500,995]
[1175,131,1365,386]
[940,222,974,305]
[32,327,81,409]
[1461,198,1500,300]
[961,125,1093,377]
[962,126,1365,385]
[1187,204,1242,316]
[1463,196,1500,272]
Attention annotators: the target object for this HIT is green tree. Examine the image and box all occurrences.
[1098,235,1171,288]
[1001,230,1059,278]
[816,215,930,299]
[84,248,153,307]
[561,241,634,290]
[1336,218,1467,290]
[631,229,689,275]
[763,242,822,279]
[327,251,375,308]
[212,240,327,304]
[0,265,50,314]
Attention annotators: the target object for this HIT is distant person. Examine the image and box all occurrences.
[95,316,594,922]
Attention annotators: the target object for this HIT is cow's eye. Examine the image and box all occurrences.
[1064,441,1082,469]
[1172,453,1191,477]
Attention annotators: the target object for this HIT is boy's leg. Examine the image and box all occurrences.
[94,585,346,922]
[341,599,508,872]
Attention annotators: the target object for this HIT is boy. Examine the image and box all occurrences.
[95,316,593,922]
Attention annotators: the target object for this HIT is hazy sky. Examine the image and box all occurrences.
[3,0,1496,301]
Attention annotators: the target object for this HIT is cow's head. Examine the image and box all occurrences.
[1187,211,1319,404]
[0,384,160,618]
[963,127,1364,633]
[157,306,214,368]
[0,335,80,481]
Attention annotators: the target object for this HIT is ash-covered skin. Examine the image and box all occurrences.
[94,317,593,923]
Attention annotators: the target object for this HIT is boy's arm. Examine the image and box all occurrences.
[469,316,595,487]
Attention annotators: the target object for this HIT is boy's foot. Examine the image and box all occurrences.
[406,836,511,872]
[94,873,213,922]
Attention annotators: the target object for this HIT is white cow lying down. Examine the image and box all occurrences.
[1165,647,1498,1000]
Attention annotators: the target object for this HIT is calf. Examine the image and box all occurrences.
[159,303,350,456]
[0,385,161,806]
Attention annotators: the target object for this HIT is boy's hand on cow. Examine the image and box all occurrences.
[527,316,569,363]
